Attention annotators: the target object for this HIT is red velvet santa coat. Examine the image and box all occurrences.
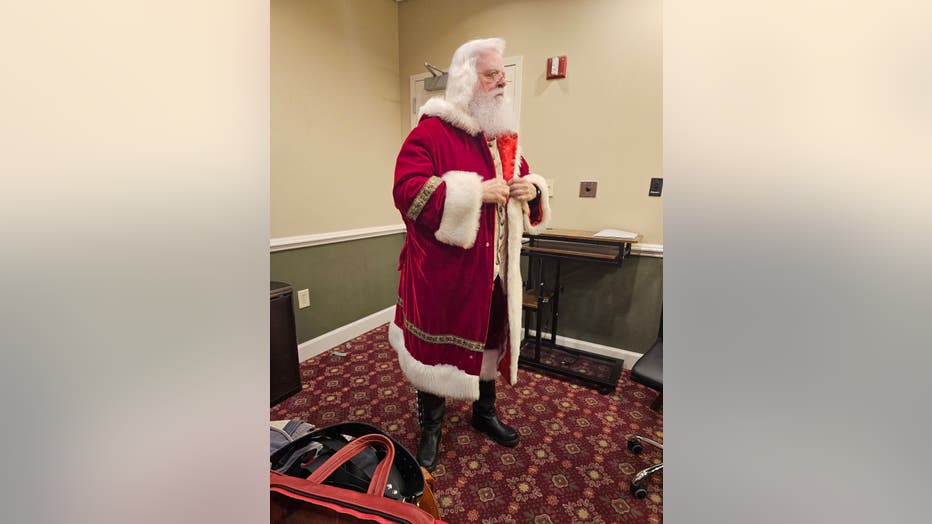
[389,98,551,400]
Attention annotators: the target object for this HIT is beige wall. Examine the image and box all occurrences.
[399,0,663,243]
[272,0,401,237]
[272,0,663,244]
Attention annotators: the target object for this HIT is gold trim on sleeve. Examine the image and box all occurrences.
[406,176,443,221]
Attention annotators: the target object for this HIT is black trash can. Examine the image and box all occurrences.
[270,281,301,406]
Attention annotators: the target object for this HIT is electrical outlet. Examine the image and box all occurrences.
[546,178,555,197]
[297,289,310,309]
[579,181,598,198]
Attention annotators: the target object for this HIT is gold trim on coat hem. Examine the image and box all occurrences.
[406,176,442,221]
[397,296,484,352]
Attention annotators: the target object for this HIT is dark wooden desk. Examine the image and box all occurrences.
[520,229,640,393]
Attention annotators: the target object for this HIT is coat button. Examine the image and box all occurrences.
[485,242,490,247]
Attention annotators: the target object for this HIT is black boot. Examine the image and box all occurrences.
[471,380,519,447]
[415,390,445,471]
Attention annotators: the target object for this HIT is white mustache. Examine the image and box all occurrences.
[483,88,505,100]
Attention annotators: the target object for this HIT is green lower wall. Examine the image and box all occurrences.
[272,233,662,354]
[270,234,404,344]
[523,255,663,354]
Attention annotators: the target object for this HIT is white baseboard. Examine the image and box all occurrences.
[298,305,396,362]
[525,330,644,370]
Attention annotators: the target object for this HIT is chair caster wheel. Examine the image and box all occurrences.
[627,438,643,454]
[630,483,648,499]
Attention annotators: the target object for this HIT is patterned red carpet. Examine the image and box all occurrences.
[271,324,663,523]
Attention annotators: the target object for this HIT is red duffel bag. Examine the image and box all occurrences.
[270,433,445,524]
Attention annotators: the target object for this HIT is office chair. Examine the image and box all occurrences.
[626,313,662,499]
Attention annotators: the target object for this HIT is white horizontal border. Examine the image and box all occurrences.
[525,329,644,370]
[631,243,663,258]
[271,224,405,252]
[298,305,396,362]
[298,304,646,371]
[272,226,661,258]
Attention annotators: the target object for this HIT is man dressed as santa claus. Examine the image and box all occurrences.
[391,37,552,471]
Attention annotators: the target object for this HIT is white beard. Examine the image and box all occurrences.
[468,88,516,136]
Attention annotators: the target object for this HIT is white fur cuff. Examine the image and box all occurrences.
[435,170,483,249]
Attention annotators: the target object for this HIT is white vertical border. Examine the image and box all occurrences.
[409,72,440,129]
[508,55,523,131]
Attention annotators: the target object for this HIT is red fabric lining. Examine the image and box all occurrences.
[495,133,518,182]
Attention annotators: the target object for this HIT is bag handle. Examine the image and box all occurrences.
[305,433,395,497]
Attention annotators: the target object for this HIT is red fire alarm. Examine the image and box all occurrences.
[546,55,567,79]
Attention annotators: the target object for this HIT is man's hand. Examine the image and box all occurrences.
[508,177,537,202]
[481,179,509,205]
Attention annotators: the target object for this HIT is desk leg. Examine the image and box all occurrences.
[523,253,532,344]
[534,255,544,361]
[523,307,530,344]
[549,258,561,348]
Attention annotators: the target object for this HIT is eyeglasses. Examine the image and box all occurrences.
[480,70,506,83]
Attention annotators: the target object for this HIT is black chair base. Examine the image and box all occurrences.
[626,434,663,499]
[626,311,663,500]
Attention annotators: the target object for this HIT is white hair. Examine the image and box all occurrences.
[445,37,506,111]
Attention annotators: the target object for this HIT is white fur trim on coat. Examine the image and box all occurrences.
[389,322,481,400]
[435,170,483,249]
[511,145,524,181]
[505,197,527,385]
[419,98,481,136]
[520,173,552,234]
